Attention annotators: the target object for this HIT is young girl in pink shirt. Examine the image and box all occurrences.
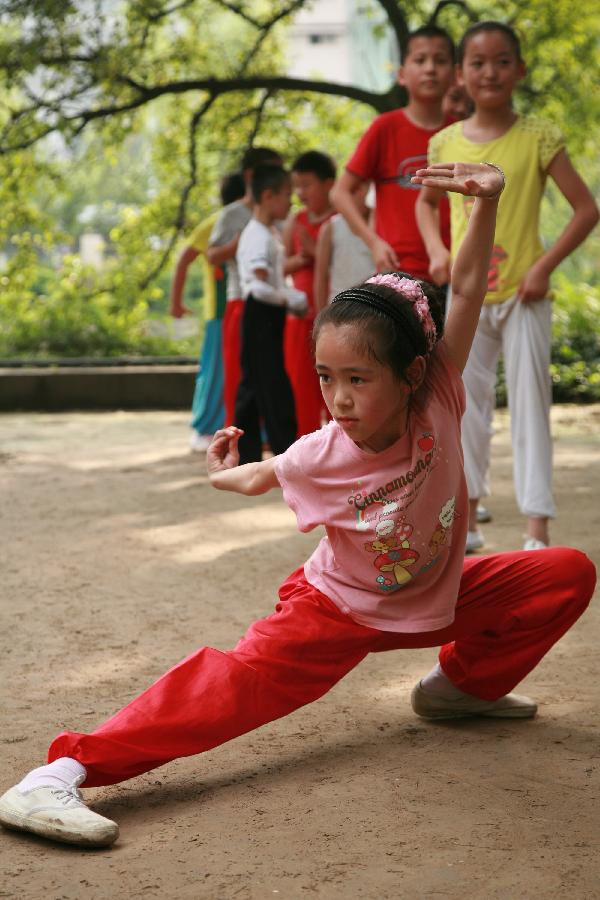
[0,163,595,849]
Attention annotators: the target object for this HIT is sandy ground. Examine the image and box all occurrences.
[0,405,599,900]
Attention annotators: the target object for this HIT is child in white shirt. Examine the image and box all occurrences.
[235,164,307,463]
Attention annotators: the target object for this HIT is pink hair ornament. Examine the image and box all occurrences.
[366,273,437,353]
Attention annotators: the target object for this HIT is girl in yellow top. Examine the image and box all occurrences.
[416,21,598,552]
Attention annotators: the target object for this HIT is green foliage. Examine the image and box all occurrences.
[495,276,600,406]
[550,276,600,403]
[0,0,598,377]
[0,256,192,358]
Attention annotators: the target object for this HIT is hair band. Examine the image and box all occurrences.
[366,274,437,352]
[332,287,408,328]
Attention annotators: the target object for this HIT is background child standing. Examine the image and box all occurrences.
[1,162,595,851]
[170,171,245,451]
[442,82,473,121]
[207,147,282,426]
[331,25,455,276]
[313,180,375,312]
[235,165,308,463]
[283,151,336,436]
[416,21,599,552]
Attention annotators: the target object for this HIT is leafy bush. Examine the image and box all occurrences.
[2,257,599,407]
[0,255,196,359]
[550,275,600,402]
[495,275,600,405]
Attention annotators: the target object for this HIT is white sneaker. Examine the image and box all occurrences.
[0,779,119,847]
[523,537,549,551]
[465,529,485,554]
[190,432,212,452]
[476,504,492,523]
[411,682,537,720]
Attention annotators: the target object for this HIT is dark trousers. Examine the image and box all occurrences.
[234,296,297,463]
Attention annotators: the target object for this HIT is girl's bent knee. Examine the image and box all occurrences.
[547,547,596,608]
[571,549,597,600]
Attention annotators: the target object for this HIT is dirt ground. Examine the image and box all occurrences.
[0,405,599,900]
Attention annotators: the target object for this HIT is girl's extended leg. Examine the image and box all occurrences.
[49,549,596,784]
[48,571,382,788]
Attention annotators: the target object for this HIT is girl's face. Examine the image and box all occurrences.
[459,30,525,110]
[315,323,413,454]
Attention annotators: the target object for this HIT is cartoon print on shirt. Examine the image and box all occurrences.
[354,491,391,531]
[365,516,420,589]
[428,496,458,557]
[349,433,438,533]
[487,244,508,291]
[347,431,455,592]
[463,196,507,292]
[417,432,435,453]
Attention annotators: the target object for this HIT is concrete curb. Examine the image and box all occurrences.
[0,364,198,411]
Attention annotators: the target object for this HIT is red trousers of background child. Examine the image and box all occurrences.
[222,298,244,426]
[49,548,595,787]
[284,314,325,437]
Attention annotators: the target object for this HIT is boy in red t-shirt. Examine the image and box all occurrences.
[331,26,455,280]
[283,151,336,437]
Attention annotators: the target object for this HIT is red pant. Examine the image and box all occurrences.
[284,314,324,437]
[222,299,244,426]
[49,548,595,787]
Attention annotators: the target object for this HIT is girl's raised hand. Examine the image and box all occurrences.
[412,162,505,200]
[206,426,243,476]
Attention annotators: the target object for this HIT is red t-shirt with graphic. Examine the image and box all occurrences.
[347,109,452,280]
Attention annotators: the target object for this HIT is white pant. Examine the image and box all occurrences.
[461,295,555,519]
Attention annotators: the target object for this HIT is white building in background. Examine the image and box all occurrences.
[288,0,397,91]
[79,233,106,269]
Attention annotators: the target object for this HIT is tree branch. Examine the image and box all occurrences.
[429,0,474,25]
[376,0,409,51]
[84,74,388,122]
[139,94,217,289]
[238,0,307,72]
[209,0,262,27]
[0,0,422,154]
[0,71,395,155]
[245,88,273,147]
[139,0,199,22]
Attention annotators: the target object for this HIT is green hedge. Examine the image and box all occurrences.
[495,276,600,405]
[550,275,600,402]
[0,257,197,359]
[1,267,599,405]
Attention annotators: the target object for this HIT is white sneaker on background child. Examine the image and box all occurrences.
[523,537,549,551]
[465,529,485,553]
[190,431,213,452]
[476,504,492,523]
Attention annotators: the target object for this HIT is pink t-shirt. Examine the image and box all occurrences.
[274,341,468,633]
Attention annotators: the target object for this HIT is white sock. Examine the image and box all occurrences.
[17,757,87,793]
[420,662,469,700]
